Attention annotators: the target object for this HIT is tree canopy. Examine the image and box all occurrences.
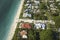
[40,29,54,40]
[55,16,60,28]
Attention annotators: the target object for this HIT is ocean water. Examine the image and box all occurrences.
[0,0,21,40]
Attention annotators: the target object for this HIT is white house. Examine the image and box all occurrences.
[32,6,34,9]
[34,23,46,29]
[50,4,54,8]
[34,0,40,4]
[22,35,27,39]
[41,23,46,29]
[23,12,31,17]
[34,23,41,29]
[35,6,39,9]
[27,0,30,3]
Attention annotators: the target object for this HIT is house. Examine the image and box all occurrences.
[34,23,46,29]
[23,12,31,17]
[50,4,54,8]
[35,6,39,9]
[27,0,30,3]
[34,0,40,4]
[22,35,27,39]
[20,30,27,39]
[34,23,41,29]
[21,23,31,29]
[32,6,34,9]
[41,23,46,29]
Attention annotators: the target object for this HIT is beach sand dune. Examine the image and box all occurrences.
[6,0,24,40]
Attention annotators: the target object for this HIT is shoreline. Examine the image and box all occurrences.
[6,0,24,40]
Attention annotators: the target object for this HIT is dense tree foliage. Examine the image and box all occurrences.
[55,1,60,9]
[40,29,54,40]
[55,16,60,28]
[40,3,47,10]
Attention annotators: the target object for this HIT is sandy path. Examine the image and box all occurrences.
[6,0,24,40]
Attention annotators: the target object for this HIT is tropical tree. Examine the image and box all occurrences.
[40,29,54,40]
[55,16,60,28]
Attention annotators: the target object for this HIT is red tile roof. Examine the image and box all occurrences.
[21,23,31,29]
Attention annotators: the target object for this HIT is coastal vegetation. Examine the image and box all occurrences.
[12,0,60,40]
[40,29,54,40]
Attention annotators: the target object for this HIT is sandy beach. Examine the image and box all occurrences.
[6,0,24,40]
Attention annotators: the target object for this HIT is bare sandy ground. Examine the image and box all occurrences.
[6,0,24,40]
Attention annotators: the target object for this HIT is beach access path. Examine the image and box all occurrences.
[18,19,55,24]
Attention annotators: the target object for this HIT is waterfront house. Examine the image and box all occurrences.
[23,12,31,17]
[20,30,27,39]
[21,23,31,29]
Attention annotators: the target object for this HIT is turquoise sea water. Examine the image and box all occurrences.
[0,0,21,40]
